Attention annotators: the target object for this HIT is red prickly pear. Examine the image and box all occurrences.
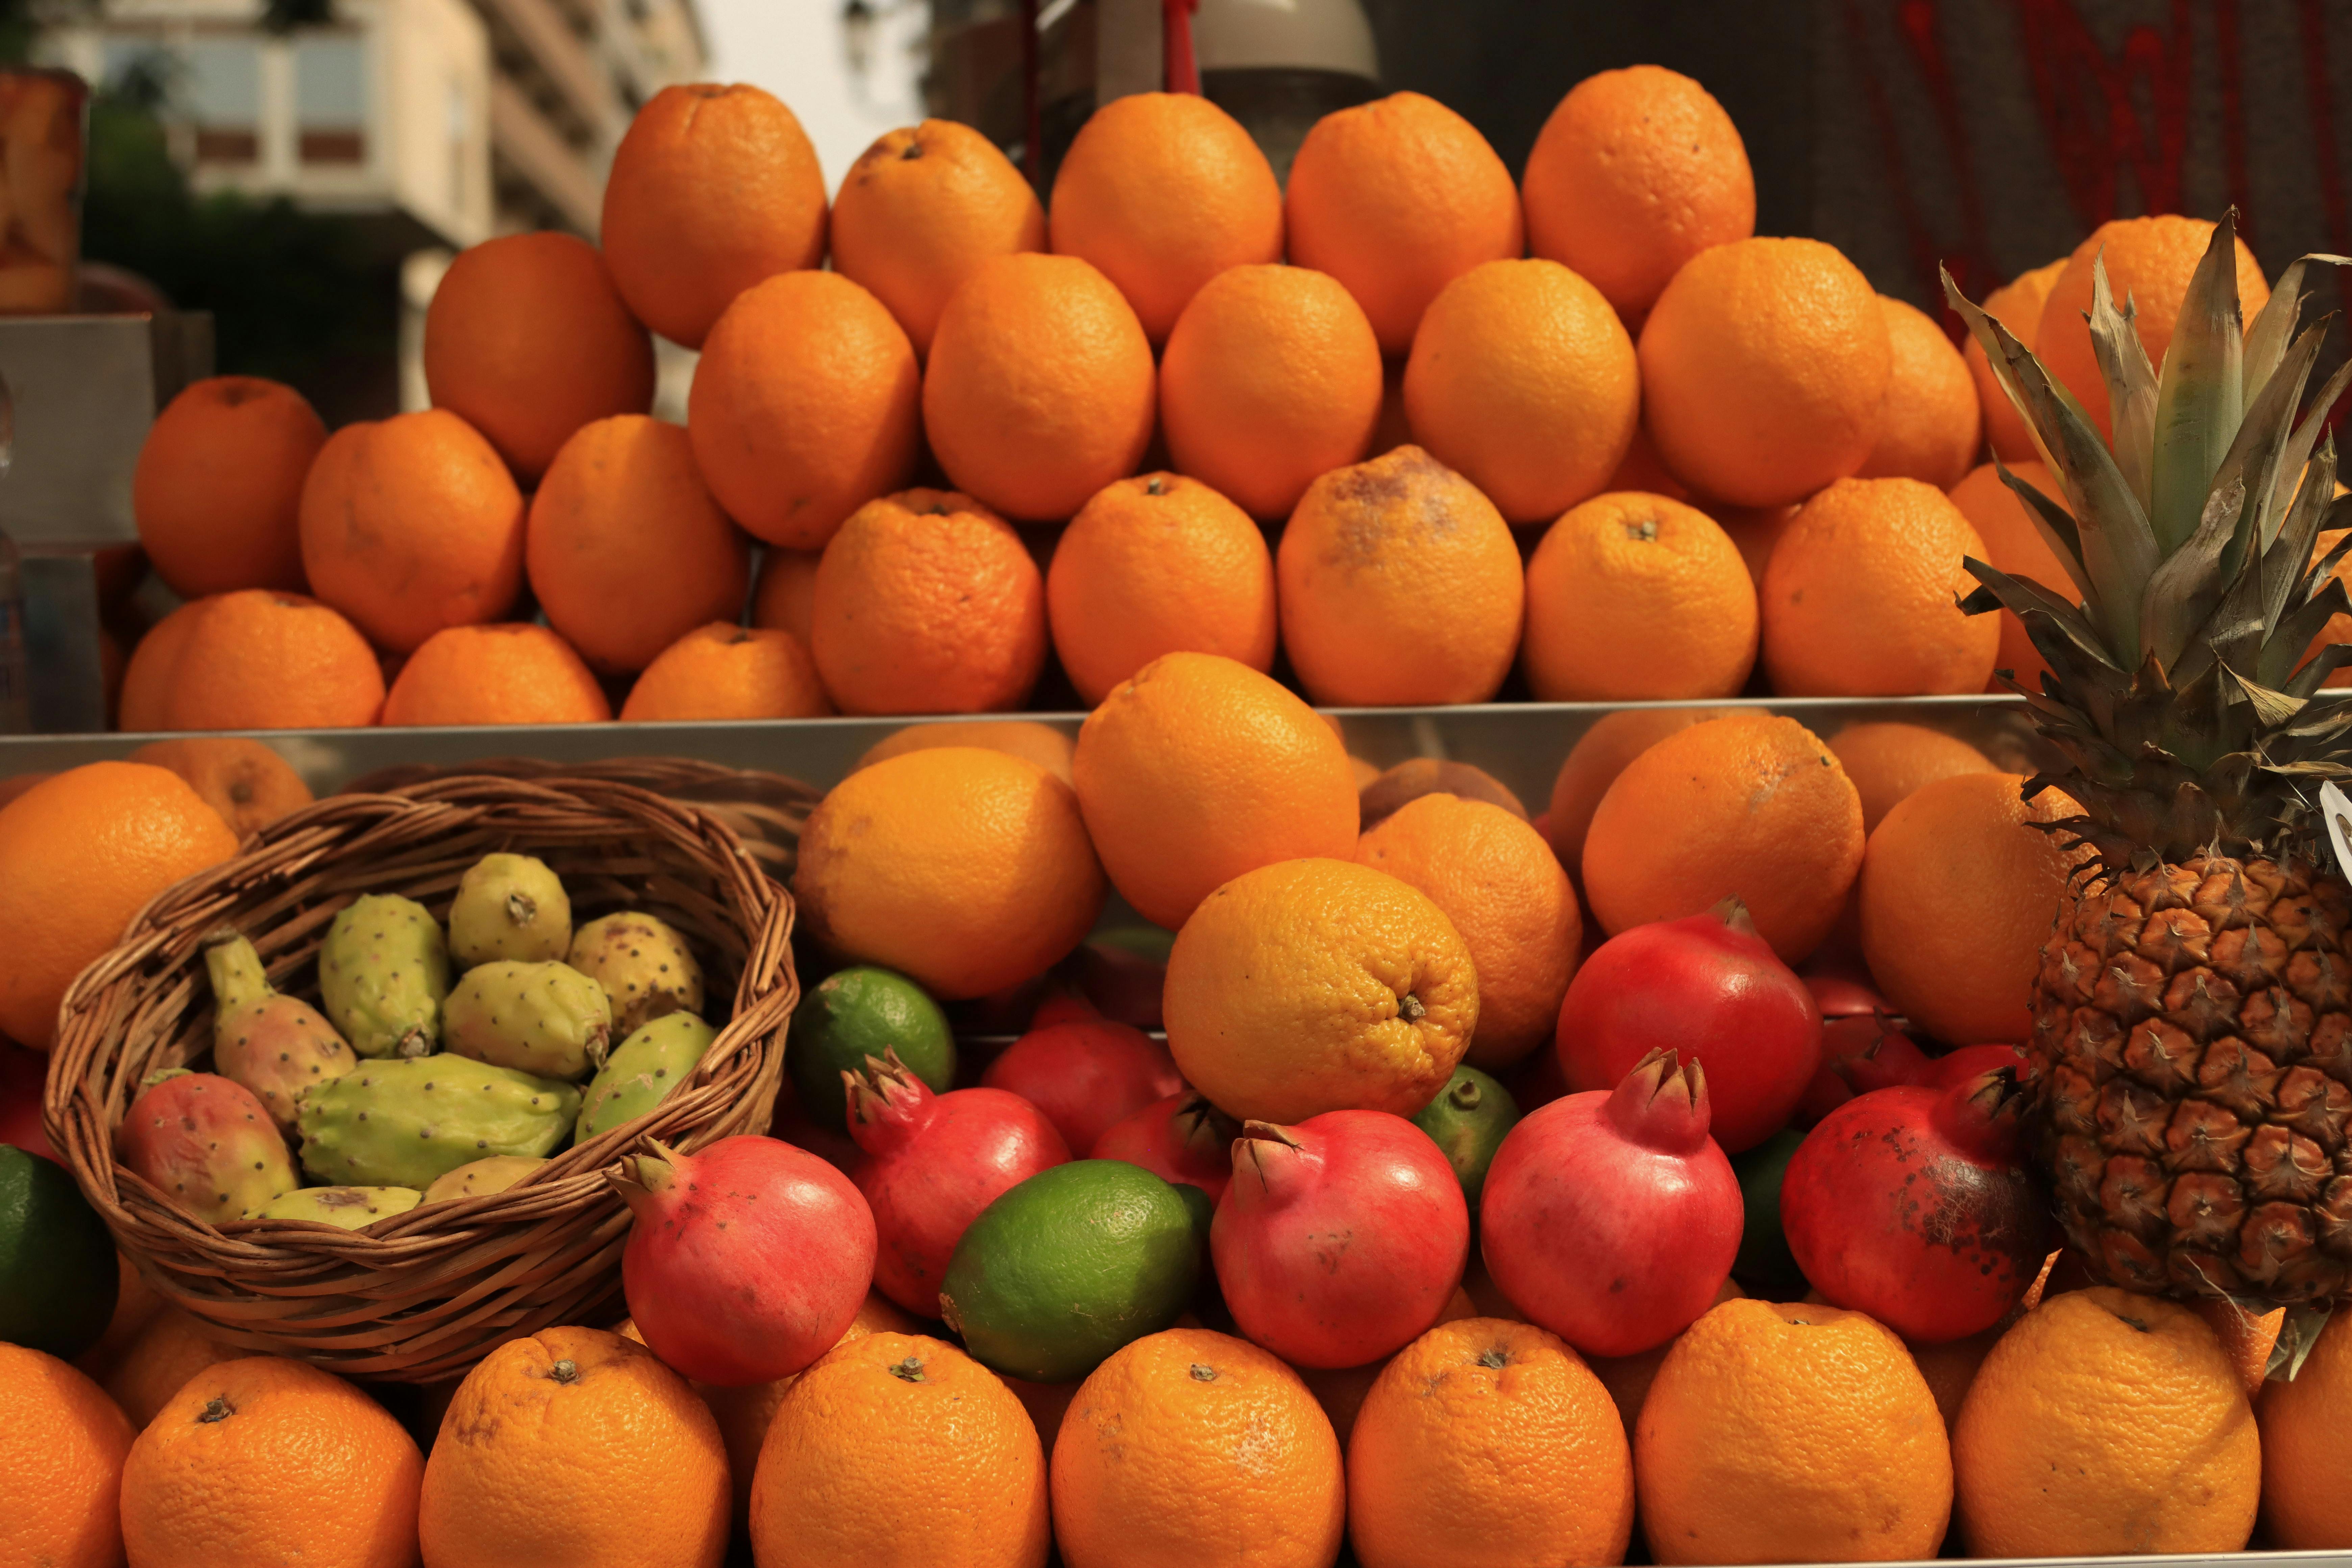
[981,1014,1182,1159]
[120,1069,299,1223]
[1479,1048,1743,1357]
[1210,1109,1469,1370]
[1779,1070,2049,1343]
[203,932,356,1131]
[1089,1091,1238,1200]
[845,1049,1070,1317]
[1557,897,1821,1152]
[612,1133,876,1386]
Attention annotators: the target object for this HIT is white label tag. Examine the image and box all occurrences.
[2321,781,2352,882]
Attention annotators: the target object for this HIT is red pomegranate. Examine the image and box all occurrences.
[1089,1090,1239,1199]
[1211,1110,1469,1370]
[1074,938,1168,1029]
[846,1049,1071,1316]
[1793,1010,1932,1125]
[0,1039,50,1160]
[613,1134,876,1386]
[1780,1070,2048,1343]
[1028,991,1100,1030]
[1479,1048,1743,1357]
[1556,897,1820,1151]
[981,1014,1182,1158]
[1803,970,1887,1021]
[1921,1042,2030,1089]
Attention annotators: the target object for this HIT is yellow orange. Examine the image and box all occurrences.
[0,1345,134,1568]
[1522,490,1756,700]
[619,624,830,722]
[1965,259,2065,463]
[160,590,385,732]
[856,718,1074,786]
[1828,720,1998,835]
[379,623,612,727]
[1543,706,1746,877]
[2259,1303,2352,1548]
[1947,460,2072,690]
[1856,295,1981,490]
[132,375,323,597]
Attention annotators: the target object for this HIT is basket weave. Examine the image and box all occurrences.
[44,768,816,1382]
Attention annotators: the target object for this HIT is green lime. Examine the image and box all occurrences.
[1410,1064,1521,1209]
[788,965,955,1133]
[1730,1128,1810,1294]
[0,1145,117,1358]
[940,1159,1200,1384]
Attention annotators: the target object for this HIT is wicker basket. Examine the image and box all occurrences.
[44,768,815,1382]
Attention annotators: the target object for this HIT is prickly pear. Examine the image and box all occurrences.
[576,1013,717,1142]
[443,960,613,1081]
[120,1069,299,1225]
[319,894,451,1059]
[420,1154,546,1203]
[203,932,356,1130]
[449,853,572,967]
[247,1185,421,1229]
[296,1056,581,1190]
[568,912,705,1035]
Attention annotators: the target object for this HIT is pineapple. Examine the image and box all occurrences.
[1949,214,2352,1313]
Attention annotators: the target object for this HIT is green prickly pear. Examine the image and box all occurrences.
[443,961,613,1081]
[296,1056,581,1190]
[420,1154,546,1203]
[448,853,572,967]
[319,894,451,1059]
[203,931,356,1131]
[247,1185,421,1229]
[119,1069,298,1225]
[575,1013,718,1143]
[568,913,705,1036]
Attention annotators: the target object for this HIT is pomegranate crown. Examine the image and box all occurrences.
[841,1047,933,1142]
[607,1136,688,1213]
[1709,893,1759,938]
[1605,1047,1713,1152]
[1933,1064,2032,1162]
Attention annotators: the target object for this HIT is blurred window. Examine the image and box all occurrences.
[295,34,366,164]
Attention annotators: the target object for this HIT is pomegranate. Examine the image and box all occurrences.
[1480,1049,1743,1357]
[1089,1090,1239,1199]
[1557,897,1820,1151]
[1803,970,1887,1022]
[612,1134,876,1386]
[1074,933,1170,1029]
[981,1014,1182,1158]
[1793,1011,1931,1125]
[846,1048,1071,1316]
[1779,1070,2049,1343]
[0,1039,50,1159]
[1211,1110,1468,1369]
[1921,1042,2030,1090]
[1028,991,1100,1030]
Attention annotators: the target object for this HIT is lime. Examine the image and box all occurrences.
[0,1145,117,1358]
[940,1159,1200,1384]
[1730,1128,1809,1293]
[1410,1064,1521,1209]
[788,965,956,1132]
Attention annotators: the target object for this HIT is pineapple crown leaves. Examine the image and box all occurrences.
[1942,214,2352,869]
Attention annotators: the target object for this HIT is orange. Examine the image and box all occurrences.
[1071,651,1358,930]
[1639,236,1891,507]
[1585,1277,1745,1445]
[1158,264,1382,519]
[1358,758,1528,831]
[298,409,526,654]
[686,269,921,550]
[1637,1299,1952,1565]
[1521,65,1754,321]
[1162,856,1475,1123]
[101,1304,247,1429]
[1948,459,2072,689]
[1051,1327,1344,1568]
[1287,92,1523,354]
[1605,420,1692,502]
[831,118,1045,357]
[2194,1299,2285,1399]
[1279,445,1524,706]
[1856,295,1981,490]
[620,624,829,722]
[158,590,384,731]
[793,745,1105,1000]
[857,718,1074,786]
[121,1354,421,1568]
[379,623,612,727]
[131,375,323,597]
[1403,258,1640,522]
[1911,1323,2007,1434]
[749,546,819,645]
[1350,1318,1633,1568]
[1543,706,1748,879]
[1760,476,2000,695]
[422,231,654,482]
[117,597,211,732]
[0,1344,134,1568]
[1966,259,2065,462]
[750,1331,1048,1568]
[922,253,1156,521]
[1356,793,1579,1071]
[1295,1285,1477,1447]
[1045,472,1277,705]
[2258,1301,2352,1548]
[1955,1288,2259,1556]
[420,1326,727,1568]
[1709,501,1800,586]
[126,737,313,839]
[1523,490,1757,700]
[1582,713,1864,964]
[599,82,826,349]
[526,415,749,675]
[1048,91,1283,343]
[809,487,1047,714]
[0,761,239,1047]
[1827,720,1998,835]
[2035,216,2269,439]
[2308,526,2352,689]
[1859,770,2085,1045]
[72,1251,164,1384]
